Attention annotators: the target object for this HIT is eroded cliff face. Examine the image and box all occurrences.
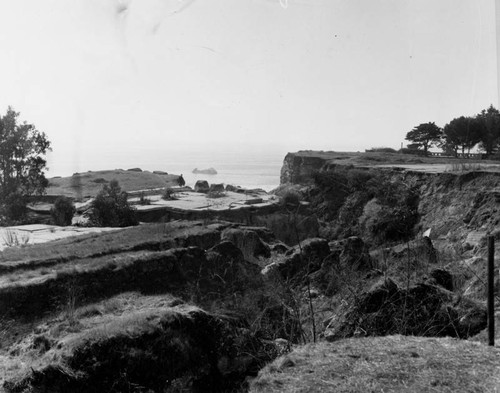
[416,171,500,251]
[280,152,329,184]
[281,154,500,255]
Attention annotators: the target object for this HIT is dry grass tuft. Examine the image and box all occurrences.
[250,335,500,393]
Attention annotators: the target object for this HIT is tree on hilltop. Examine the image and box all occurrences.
[0,107,51,221]
[405,122,443,155]
[476,105,500,155]
[442,116,482,156]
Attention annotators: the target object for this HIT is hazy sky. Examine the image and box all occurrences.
[0,0,497,175]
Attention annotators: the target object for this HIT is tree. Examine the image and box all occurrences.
[476,105,500,155]
[405,122,443,155]
[0,107,51,221]
[88,180,138,227]
[442,116,482,156]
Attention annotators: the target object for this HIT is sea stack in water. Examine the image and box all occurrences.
[192,167,217,175]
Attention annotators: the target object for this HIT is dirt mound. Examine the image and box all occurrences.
[3,304,272,393]
[221,227,271,263]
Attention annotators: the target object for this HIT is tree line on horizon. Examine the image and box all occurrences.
[405,104,500,157]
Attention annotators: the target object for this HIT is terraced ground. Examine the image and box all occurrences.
[1,218,499,393]
[0,221,279,392]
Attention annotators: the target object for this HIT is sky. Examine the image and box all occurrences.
[0,0,498,175]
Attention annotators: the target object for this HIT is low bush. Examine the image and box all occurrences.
[280,190,301,209]
[365,147,398,153]
[207,190,226,199]
[88,180,138,227]
[162,187,177,200]
[51,196,76,226]
[138,192,151,205]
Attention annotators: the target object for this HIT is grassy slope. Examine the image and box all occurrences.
[0,221,214,266]
[0,222,222,348]
[46,169,180,198]
[250,335,500,393]
[0,292,184,386]
[0,220,267,392]
[291,150,484,164]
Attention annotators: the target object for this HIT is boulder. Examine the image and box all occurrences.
[329,236,372,270]
[194,180,210,193]
[221,228,271,264]
[269,238,330,280]
[301,238,331,262]
[209,183,225,193]
[127,168,142,172]
[225,184,242,192]
[240,226,275,243]
[209,241,245,263]
[205,241,262,297]
[428,268,454,291]
[361,277,399,313]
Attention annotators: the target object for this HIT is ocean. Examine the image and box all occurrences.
[156,149,284,191]
[49,147,286,192]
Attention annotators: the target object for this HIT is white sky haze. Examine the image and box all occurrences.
[0,0,497,175]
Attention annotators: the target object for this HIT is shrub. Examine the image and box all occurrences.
[365,147,398,153]
[207,190,226,199]
[88,180,138,227]
[280,190,301,209]
[51,196,76,226]
[1,192,28,222]
[138,192,151,205]
[162,187,177,200]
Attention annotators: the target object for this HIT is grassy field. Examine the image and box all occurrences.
[250,335,500,393]
[46,169,180,199]
[0,221,222,271]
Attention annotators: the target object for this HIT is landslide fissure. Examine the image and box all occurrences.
[3,160,500,392]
